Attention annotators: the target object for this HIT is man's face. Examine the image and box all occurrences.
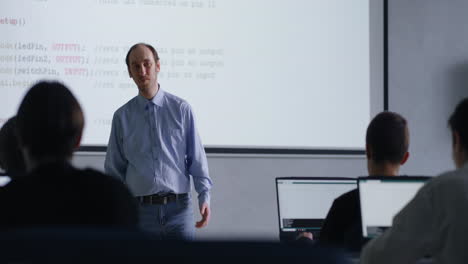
[128,45,160,96]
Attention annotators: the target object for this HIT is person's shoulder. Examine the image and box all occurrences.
[0,171,49,201]
[80,167,107,175]
[76,168,133,192]
[79,167,119,181]
[114,96,139,116]
[6,170,50,186]
[325,189,358,214]
[336,188,359,203]
[426,167,468,192]
[162,90,191,110]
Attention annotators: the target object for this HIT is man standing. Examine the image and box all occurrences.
[361,98,468,263]
[105,43,212,240]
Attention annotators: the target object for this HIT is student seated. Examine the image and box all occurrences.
[0,116,26,179]
[361,98,468,264]
[298,111,410,252]
[0,81,138,228]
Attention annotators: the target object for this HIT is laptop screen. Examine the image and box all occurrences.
[358,177,429,238]
[0,173,10,187]
[0,170,11,187]
[276,177,356,236]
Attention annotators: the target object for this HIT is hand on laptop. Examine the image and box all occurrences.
[296,232,313,240]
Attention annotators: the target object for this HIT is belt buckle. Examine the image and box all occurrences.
[151,195,163,205]
[162,196,168,204]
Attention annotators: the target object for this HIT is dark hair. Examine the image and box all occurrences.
[0,116,26,178]
[366,111,409,164]
[125,43,159,70]
[449,97,468,152]
[16,81,84,160]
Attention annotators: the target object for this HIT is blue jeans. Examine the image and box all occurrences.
[138,195,195,240]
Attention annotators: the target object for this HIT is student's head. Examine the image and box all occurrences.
[16,81,84,166]
[0,116,26,178]
[365,112,409,175]
[125,43,160,98]
[448,98,468,168]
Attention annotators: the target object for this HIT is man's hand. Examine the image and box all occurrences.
[196,202,210,228]
[297,232,314,240]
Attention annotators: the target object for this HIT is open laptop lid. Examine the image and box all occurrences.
[358,176,430,238]
[276,177,356,241]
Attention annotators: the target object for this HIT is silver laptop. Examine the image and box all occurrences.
[276,177,356,241]
[358,176,430,238]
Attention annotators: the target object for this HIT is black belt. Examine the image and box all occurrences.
[136,193,188,205]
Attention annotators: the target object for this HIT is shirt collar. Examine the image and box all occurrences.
[136,84,165,108]
[151,86,165,107]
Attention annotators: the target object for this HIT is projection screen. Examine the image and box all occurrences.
[0,0,385,154]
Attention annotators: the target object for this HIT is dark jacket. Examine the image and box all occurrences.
[319,188,368,251]
[0,161,138,228]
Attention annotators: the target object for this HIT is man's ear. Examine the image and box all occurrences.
[453,131,461,149]
[74,131,82,150]
[156,60,161,73]
[400,152,409,165]
[453,131,465,159]
[452,131,466,168]
[366,144,371,160]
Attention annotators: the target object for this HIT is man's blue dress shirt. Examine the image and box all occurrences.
[105,88,212,207]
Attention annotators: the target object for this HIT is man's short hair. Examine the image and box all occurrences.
[366,111,409,164]
[0,116,26,178]
[125,43,160,70]
[16,81,84,160]
[449,97,468,152]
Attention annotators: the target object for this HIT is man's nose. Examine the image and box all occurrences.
[138,65,146,75]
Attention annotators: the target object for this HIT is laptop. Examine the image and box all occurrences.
[276,177,357,241]
[0,172,11,187]
[358,176,430,238]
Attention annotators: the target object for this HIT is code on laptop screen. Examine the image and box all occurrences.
[277,178,356,232]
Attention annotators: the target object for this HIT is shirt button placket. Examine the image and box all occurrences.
[152,105,159,161]
[149,103,159,181]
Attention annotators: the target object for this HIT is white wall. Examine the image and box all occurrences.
[388,0,468,175]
